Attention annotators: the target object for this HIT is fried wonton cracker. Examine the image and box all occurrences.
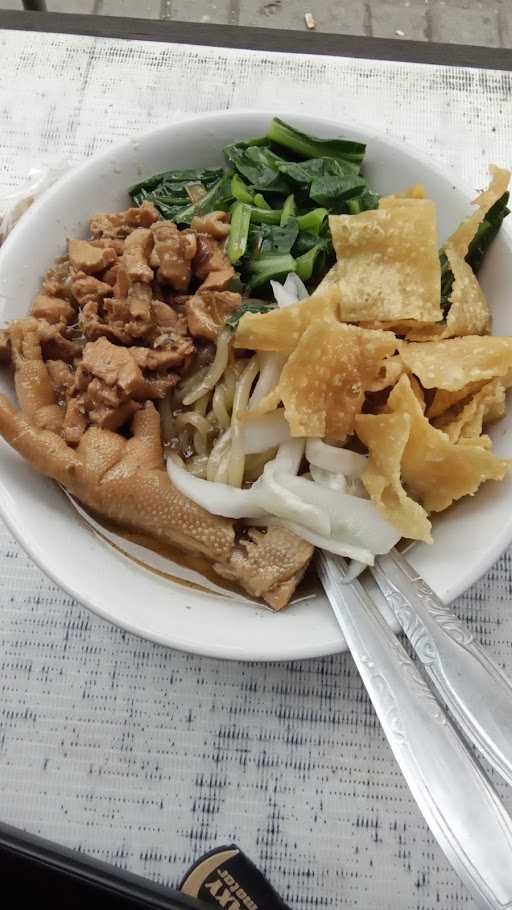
[446,164,511,259]
[379,184,427,203]
[329,198,442,324]
[234,270,338,353]
[399,335,512,390]
[356,409,433,542]
[427,382,485,419]
[362,243,491,341]
[253,321,397,439]
[356,375,509,541]
[365,167,510,341]
[432,379,506,445]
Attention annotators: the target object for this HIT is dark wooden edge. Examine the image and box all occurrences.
[1,9,512,71]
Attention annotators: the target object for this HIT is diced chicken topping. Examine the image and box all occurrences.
[185,290,241,341]
[59,337,179,441]
[191,211,230,239]
[193,233,235,290]
[198,267,236,292]
[35,319,83,362]
[70,274,113,307]
[90,238,125,255]
[89,201,160,239]
[193,234,230,280]
[150,222,196,290]
[122,228,154,284]
[42,258,73,298]
[31,294,75,325]
[68,239,117,275]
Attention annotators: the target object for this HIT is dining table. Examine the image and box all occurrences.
[1,9,512,908]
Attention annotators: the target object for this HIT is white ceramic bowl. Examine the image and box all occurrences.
[1,110,511,662]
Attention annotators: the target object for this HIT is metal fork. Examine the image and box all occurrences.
[317,551,512,910]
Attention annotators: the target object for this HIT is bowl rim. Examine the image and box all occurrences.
[0,107,511,661]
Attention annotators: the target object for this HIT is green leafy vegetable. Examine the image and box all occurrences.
[467,191,510,274]
[228,202,252,263]
[129,167,224,218]
[309,175,368,208]
[174,175,233,224]
[295,244,324,281]
[253,193,271,210]
[225,300,277,330]
[280,194,296,226]
[245,206,283,225]
[260,220,299,256]
[278,157,357,185]
[345,190,380,214]
[267,117,365,171]
[439,250,453,317]
[248,254,297,290]
[296,208,328,233]
[231,174,254,204]
[224,144,290,194]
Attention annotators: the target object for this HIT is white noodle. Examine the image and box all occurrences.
[194,392,210,417]
[187,455,209,478]
[244,448,279,482]
[174,412,211,457]
[248,352,286,409]
[207,428,232,482]
[239,410,290,454]
[175,365,208,404]
[183,329,231,405]
[175,412,211,437]
[227,355,259,488]
[212,382,231,429]
[223,365,237,406]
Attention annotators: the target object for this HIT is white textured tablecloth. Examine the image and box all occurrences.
[1,29,512,909]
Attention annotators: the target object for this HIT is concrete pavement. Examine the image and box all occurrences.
[0,0,509,48]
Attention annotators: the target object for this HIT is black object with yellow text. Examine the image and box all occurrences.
[0,820,210,910]
[180,845,291,910]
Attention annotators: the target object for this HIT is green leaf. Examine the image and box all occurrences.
[228,202,252,264]
[466,191,510,274]
[129,167,224,199]
[231,174,254,204]
[245,206,282,225]
[224,144,290,194]
[295,244,323,281]
[223,137,270,157]
[309,174,368,208]
[279,157,357,184]
[296,208,328,233]
[267,117,365,170]
[253,193,271,210]
[174,174,233,224]
[280,194,296,226]
[248,253,297,290]
[260,220,299,256]
[439,250,453,317]
[225,300,277,330]
[345,190,380,214]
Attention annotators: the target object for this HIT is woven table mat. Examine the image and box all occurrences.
[1,29,512,909]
